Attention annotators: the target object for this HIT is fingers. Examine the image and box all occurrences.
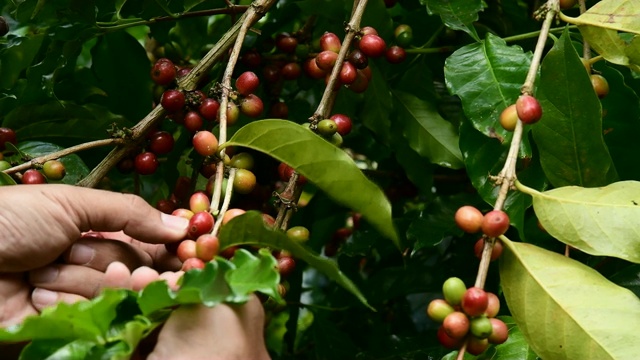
[29,264,103,298]
[31,288,87,312]
[63,238,153,271]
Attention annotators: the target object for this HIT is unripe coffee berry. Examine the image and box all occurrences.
[590,74,609,99]
[470,315,493,339]
[233,168,257,194]
[195,234,220,262]
[192,131,219,157]
[427,299,455,323]
[42,160,66,181]
[286,226,310,243]
[454,205,483,233]
[317,119,338,137]
[222,208,246,225]
[499,104,518,131]
[442,277,466,306]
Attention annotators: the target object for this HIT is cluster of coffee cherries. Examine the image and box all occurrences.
[0,127,67,184]
[498,94,543,131]
[428,278,508,354]
[455,206,509,260]
[307,112,353,147]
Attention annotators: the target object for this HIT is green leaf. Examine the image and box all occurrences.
[0,172,17,185]
[577,26,640,70]
[360,63,392,145]
[533,29,617,187]
[500,239,640,360]
[574,0,640,35]
[0,35,46,90]
[525,180,640,263]
[222,119,397,246]
[12,141,90,185]
[392,90,464,169]
[444,33,532,143]
[219,211,373,310]
[424,0,485,41]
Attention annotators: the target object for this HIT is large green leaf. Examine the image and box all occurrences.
[533,30,618,187]
[524,180,640,263]
[221,119,397,246]
[577,26,640,71]
[392,90,463,169]
[218,211,373,310]
[423,0,485,41]
[360,63,392,145]
[500,239,640,359]
[444,33,531,143]
[574,0,640,35]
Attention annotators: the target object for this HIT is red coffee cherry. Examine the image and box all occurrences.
[195,234,220,262]
[240,94,264,118]
[454,205,483,233]
[358,34,386,58]
[461,287,489,317]
[442,311,469,339]
[339,61,357,84]
[151,58,177,86]
[277,256,296,277]
[193,131,219,157]
[315,50,339,71]
[466,336,489,356]
[330,114,352,136]
[481,210,510,237]
[360,26,378,36]
[177,240,197,262]
[385,46,406,64]
[236,71,260,96]
[160,89,185,113]
[488,318,509,344]
[515,94,542,124]
[278,162,307,184]
[474,238,504,261]
[347,69,369,93]
[304,58,327,79]
[184,111,204,132]
[276,34,298,53]
[199,98,220,121]
[437,326,463,349]
[241,49,262,68]
[269,101,289,119]
[182,257,206,271]
[485,292,500,317]
[559,0,578,9]
[222,208,246,225]
[320,32,341,53]
[149,131,174,155]
[21,169,47,184]
[172,208,195,220]
[348,49,368,69]
[134,152,159,175]
[0,127,17,151]
[262,64,281,83]
[188,211,215,239]
[156,199,176,214]
[500,104,518,131]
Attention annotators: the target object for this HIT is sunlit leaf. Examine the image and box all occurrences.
[423,0,485,41]
[533,29,617,187]
[500,239,640,359]
[222,119,397,246]
[574,0,640,35]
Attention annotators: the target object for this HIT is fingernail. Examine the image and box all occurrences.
[29,266,59,283]
[69,243,95,265]
[32,288,59,308]
[161,213,189,232]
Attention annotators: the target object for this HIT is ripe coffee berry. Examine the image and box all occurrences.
[442,277,466,306]
[199,98,220,121]
[184,111,204,132]
[474,238,504,261]
[189,191,210,213]
[172,208,195,220]
[240,94,264,118]
[359,34,386,58]
[0,16,8,37]
[233,168,257,194]
[195,234,220,261]
[0,127,17,151]
[269,101,289,119]
[485,292,501,317]
[437,326,462,349]
[442,311,469,339]
[590,74,609,99]
[188,211,214,239]
[361,26,378,36]
[149,131,174,155]
[348,70,369,93]
[385,46,406,64]
[304,58,326,79]
[230,152,254,170]
[339,61,357,84]
[222,208,246,225]
[467,337,489,356]
[278,162,307,184]
[559,0,578,9]
[134,152,159,175]
[461,287,489,317]
[316,50,339,71]
[317,119,338,137]
[500,104,518,131]
[177,239,197,262]
[515,94,542,124]
[488,318,509,344]
[330,114,352,136]
[320,32,341,53]
[156,199,176,214]
[236,71,260,96]
[276,34,298,53]
[22,169,46,184]
[481,210,510,237]
[454,205,483,233]
[192,131,219,157]
[182,257,206,271]
[262,64,281,83]
[42,160,66,181]
[161,89,185,113]
[348,49,368,70]
[151,58,177,86]
[427,299,455,323]
[241,50,262,68]
[278,256,296,277]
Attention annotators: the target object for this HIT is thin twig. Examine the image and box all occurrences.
[212,168,236,236]
[578,0,591,60]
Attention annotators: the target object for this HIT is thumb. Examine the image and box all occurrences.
[54,185,189,244]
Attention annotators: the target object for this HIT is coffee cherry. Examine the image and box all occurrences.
[188,211,214,239]
[233,168,257,194]
[481,210,510,237]
[199,98,220,121]
[242,50,262,68]
[591,74,609,99]
[42,160,66,181]
[177,66,193,79]
[287,226,310,243]
[499,104,518,131]
[262,213,276,227]
[240,94,264,118]
[195,234,219,262]
[454,205,483,233]
[488,318,509,344]
[442,311,469,339]
[329,132,343,147]
[149,131,174,155]
[427,299,455,323]
[278,256,296,277]
[0,127,17,151]
[359,34,386,58]
[394,24,413,47]
[177,240,198,262]
[134,152,159,175]
[156,199,176,214]
[182,257,206,271]
[437,326,462,349]
[316,50,339,71]
[348,49,369,70]
[236,71,260,96]
[470,315,493,339]
[276,34,298,53]
[184,111,204,132]
[559,0,578,9]
[515,94,542,124]
[304,58,327,79]
[485,292,500,317]
[151,59,177,86]
[442,277,466,306]
[474,238,504,261]
[278,162,307,184]
[0,16,9,36]
[189,191,210,213]
[466,336,489,356]
[339,61,357,84]
[262,64,281,83]
[330,114,352,136]
[172,208,195,220]
[385,46,406,64]
[226,102,240,126]
[222,208,246,225]
[192,131,219,157]
[0,160,10,172]
[269,101,289,119]
[320,32,341,53]
[348,69,369,93]
[317,119,338,137]
[22,169,46,184]
[462,287,489,317]
[361,26,378,36]
[160,89,185,113]
[230,152,254,170]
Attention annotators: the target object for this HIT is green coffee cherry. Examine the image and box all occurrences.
[230,152,255,170]
[442,277,466,306]
[317,119,338,137]
[287,226,310,243]
[470,316,493,339]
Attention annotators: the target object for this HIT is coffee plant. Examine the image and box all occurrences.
[1,0,639,358]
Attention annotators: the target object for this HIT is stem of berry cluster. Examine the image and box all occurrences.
[211,167,237,236]
[577,0,591,59]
